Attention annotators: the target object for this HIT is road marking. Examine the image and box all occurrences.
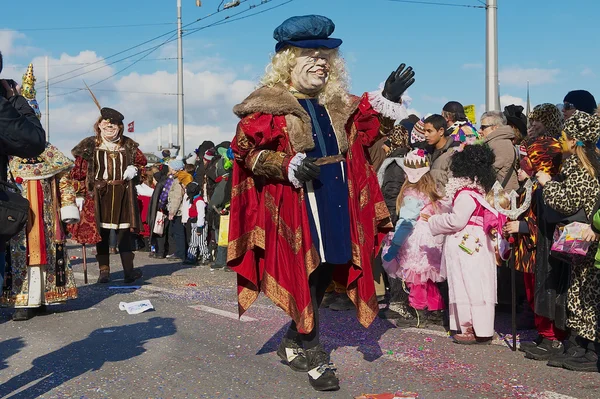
[189,304,257,322]
[541,392,579,399]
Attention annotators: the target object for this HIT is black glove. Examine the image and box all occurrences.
[382,64,415,103]
[294,157,320,183]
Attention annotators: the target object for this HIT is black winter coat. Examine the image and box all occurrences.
[0,95,46,182]
[378,148,409,226]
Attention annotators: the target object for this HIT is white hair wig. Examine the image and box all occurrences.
[260,46,351,106]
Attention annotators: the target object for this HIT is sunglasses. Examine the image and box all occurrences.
[479,124,494,130]
[557,102,576,111]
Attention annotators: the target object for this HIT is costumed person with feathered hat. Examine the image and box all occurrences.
[227,15,415,391]
[0,64,79,321]
[70,92,147,284]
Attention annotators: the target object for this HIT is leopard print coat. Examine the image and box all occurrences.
[543,155,600,342]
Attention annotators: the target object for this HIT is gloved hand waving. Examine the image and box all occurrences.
[382,63,415,103]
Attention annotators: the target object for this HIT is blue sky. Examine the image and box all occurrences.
[1,0,598,155]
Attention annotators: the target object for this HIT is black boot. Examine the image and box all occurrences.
[519,335,543,352]
[12,308,34,321]
[305,345,339,391]
[524,339,564,361]
[121,252,142,284]
[546,336,586,368]
[276,337,308,372]
[562,342,600,372]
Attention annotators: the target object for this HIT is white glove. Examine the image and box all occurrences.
[123,165,138,181]
[60,205,80,224]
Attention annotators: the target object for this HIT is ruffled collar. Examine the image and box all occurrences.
[444,176,486,201]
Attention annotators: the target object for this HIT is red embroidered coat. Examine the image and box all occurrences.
[227,85,392,333]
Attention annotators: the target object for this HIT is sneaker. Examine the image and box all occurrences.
[546,345,586,368]
[276,337,308,372]
[328,295,354,311]
[562,350,600,372]
[305,345,340,391]
[519,335,543,352]
[524,339,564,361]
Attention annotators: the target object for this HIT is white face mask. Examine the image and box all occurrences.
[290,48,332,95]
[99,119,120,142]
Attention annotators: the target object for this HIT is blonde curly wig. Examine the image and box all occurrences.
[260,47,350,106]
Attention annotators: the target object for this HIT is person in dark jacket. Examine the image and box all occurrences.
[0,51,47,290]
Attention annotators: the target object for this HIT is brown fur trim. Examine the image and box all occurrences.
[71,136,140,161]
[233,85,361,154]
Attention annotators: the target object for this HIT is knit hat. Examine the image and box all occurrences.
[203,148,215,162]
[528,103,564,138]
[563,110,600,144]
[410,119,427,145]
[168,159,184,171]
[401,148,430,183]
[564,90,597,115]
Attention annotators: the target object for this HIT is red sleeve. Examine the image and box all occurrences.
[353,93,382,147]
[70,156,88,181]
[134,148,147,168]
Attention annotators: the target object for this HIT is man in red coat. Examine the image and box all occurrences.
[227,15,415,391]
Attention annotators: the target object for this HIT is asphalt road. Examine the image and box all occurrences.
[1,245,600,399]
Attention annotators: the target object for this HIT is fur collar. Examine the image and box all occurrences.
[72,135,140,160]
[233,84,358,153]
[377,157,404,186]
[444,177,486,202]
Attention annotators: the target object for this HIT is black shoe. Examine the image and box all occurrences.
[320,292,339,309]
[12,308,34,321]
[182,258,197,265]
[277,337,308,372]
[305,345,340,391]
[546,345,586,368]
[562,350,600,372]
[426,310,444,325]
[328,295,354,311]
[519,335,543,352]
[395,309,427,328]
[211,264,225,270]
[524,339,564,361]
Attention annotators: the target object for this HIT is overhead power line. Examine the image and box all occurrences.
[387,0,485,8]
[0,22,176,32]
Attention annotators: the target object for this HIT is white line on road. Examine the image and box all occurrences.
[541,392,579,399]
[189,304,257,322]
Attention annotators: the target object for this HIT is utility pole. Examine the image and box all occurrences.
[45,56,49,140]
[176,0,185,157]
[485,0,499,111]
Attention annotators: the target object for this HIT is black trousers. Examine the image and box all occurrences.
[286,263,335,349]
[96,228,132,255]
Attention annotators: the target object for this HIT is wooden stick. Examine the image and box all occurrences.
[83,81,101,111]
[82,244,88,284]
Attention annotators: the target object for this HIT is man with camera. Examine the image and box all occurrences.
[0,51,47,290]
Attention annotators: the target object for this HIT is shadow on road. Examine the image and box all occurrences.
[256,309,396,362]
[0,317,176,399]
[0,338,26,372]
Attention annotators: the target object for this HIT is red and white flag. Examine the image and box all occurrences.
[127,121,135,133]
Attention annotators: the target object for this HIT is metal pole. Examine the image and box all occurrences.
[177,0,185,156]
[45,56,49,141]
[485,0,499,111]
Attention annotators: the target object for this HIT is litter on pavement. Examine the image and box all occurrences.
[118,300,154,314]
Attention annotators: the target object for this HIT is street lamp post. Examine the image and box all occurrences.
[177,0,185,158]
[485,0,499,111]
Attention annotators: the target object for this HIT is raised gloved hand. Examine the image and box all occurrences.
[382,63,415,103]
[123,165,138,181]
[382,244,400,262]
[294,157,320,183]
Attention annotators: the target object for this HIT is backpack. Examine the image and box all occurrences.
[0,179,30,241]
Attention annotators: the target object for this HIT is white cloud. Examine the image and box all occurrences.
[499,67,560,87]
[581,67,596,77]
[500,95,527,109]
[0,30,29,56]
[462,63,483,70]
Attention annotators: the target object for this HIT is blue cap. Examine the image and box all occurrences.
[168,159,184,172]
[274,15,342,53]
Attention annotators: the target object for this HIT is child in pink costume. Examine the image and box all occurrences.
[382,149,445,319]
[428,144,503,345]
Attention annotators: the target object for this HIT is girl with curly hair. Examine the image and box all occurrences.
[428,144,503,344]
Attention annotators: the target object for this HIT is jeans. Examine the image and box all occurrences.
[169,216,187,260]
